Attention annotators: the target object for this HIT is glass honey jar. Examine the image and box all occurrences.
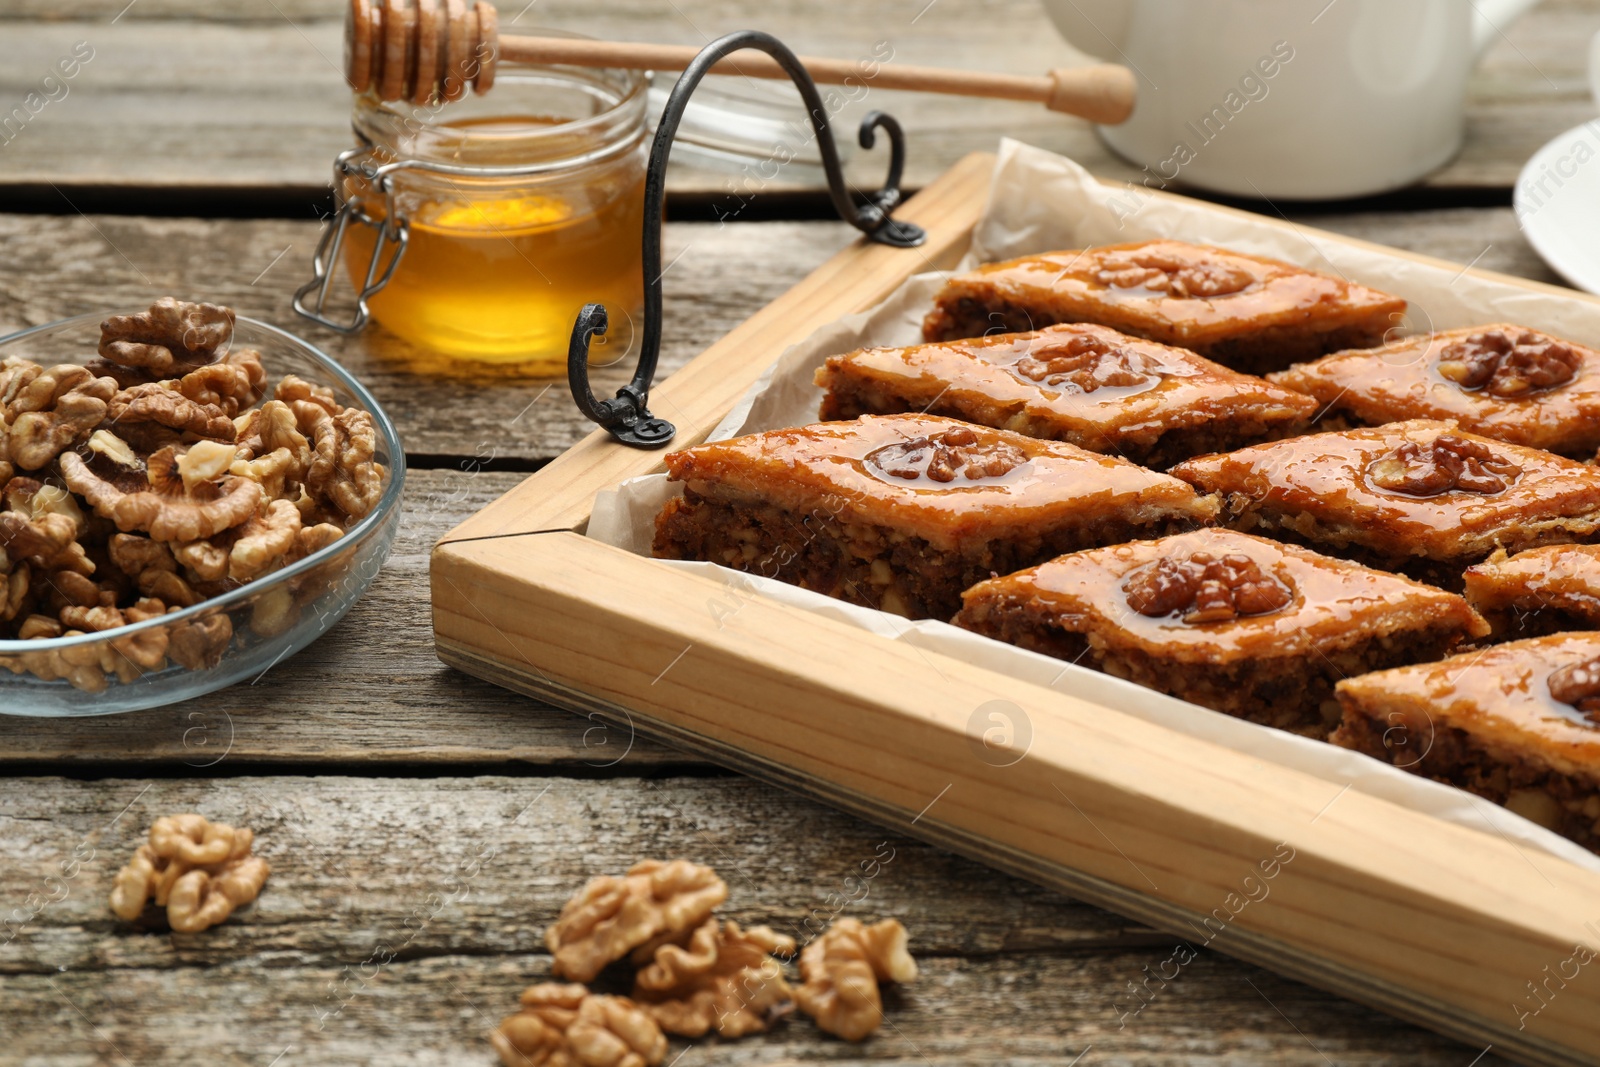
[298,38,647,370]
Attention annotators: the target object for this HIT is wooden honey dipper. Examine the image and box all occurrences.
[345,0,1138,124]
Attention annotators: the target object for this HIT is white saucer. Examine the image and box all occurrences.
[1515,119,1600,294]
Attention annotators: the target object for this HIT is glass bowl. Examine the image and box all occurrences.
[0,311,405,717]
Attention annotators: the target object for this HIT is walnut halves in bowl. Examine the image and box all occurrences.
[0,301,404,716]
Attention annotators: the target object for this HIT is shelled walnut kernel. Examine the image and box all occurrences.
[491,984,668,1067]
[793,918,918,1041]
[546,859,729,983]
[517,861,918,1061]
[108,813,269,932]
[0,298,389,693]
[632,919,797,1038]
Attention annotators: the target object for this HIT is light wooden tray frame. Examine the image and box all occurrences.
[433,153,1600,1065]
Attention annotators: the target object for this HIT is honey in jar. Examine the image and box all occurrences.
[340,53,648,370]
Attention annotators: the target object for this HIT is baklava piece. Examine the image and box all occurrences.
[953,529,1486,736]
[922,240,1406,374]
[1464,545,1600,640]
[1170,420,1600,589]
[1270,325,1600,457]
[1332,633,1600,851]
[815,322,1318,468]
[652,414,1219,620]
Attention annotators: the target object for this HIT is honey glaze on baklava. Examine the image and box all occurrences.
[922,240,1406,374]
[1333,633,1600,851]
[815,322,1318,467]
[1169,419,1600,589]
[953,529,1486,736]
[1270,324,1600,456]
[651,414,1219,620]
[1464,544,1600,640]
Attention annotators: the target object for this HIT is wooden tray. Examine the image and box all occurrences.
[432,153,1600,1065]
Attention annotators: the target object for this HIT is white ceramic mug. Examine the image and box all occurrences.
[1042,0,1542,198]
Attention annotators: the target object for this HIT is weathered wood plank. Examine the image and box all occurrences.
[0,468,689,769]
[0,0,1593,196]
[0,208,1567,469]
[0,776,1507,1065]
[0,215,855,461]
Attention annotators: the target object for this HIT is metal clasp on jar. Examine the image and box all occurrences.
[293,137,641,334]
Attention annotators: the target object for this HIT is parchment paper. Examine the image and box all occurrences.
[589,139,1600,873]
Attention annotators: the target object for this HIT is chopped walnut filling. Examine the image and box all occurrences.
[1124,551,1293,624]
[1437,328,1581,398]
[1549,656,1600,724]
[867,426,1026,484]
[1008,332,1178,394]
[1367,434,1522,497]
[1092,251,1254,299]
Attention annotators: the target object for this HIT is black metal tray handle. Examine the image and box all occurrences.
[568,29,925,449]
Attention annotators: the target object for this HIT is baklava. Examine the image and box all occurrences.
[953,529,1487,735]
[1269,324,1600,457]
[1332,633,1600,851]
[652,414,1219,620]
[815,322,1319,467]
[1169,420,1600,589]
[1464,544,1600,639]
[922,240,1406,374]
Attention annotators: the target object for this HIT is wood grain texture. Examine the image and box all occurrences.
[0,215,852,461]
[0,775,1509,1066]
[0,0,1595,196]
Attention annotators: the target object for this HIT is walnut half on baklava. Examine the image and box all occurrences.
[1169,420,1600,589]
[922,240,1406,374]
[952,529,1487,736]
[651,414,1219,620]
[815,322,1318,468]
[1332,633,1600,852]
[1269,324,1600,457]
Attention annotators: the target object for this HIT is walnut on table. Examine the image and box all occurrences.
[546,860,729,983]
[108,813,269,932]
[490,984,668,1067]
[632,919,797,1038]
[793,918,918,1041]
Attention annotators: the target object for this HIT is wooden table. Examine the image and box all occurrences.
[0,1,1591,1063]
